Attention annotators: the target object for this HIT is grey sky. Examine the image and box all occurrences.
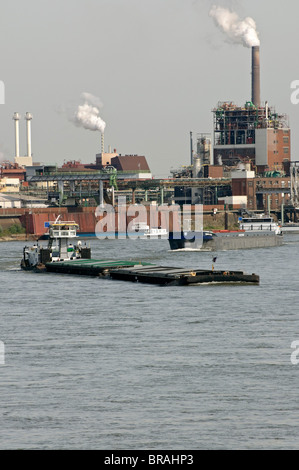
[0,0,298,176]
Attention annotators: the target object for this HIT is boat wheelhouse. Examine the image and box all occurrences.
[239,214,281,235]
[21,216,91,270]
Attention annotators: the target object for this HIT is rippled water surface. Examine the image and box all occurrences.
[0,235,299,449]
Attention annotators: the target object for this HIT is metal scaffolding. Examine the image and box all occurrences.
[213,101,289,147]
[291,161,299,208]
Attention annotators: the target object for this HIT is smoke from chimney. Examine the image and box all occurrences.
[209,6,260,48]
[72,92,106,133]
[209,6,261,106]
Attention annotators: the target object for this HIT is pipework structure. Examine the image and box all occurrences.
[212,46,291,174]
[290,162,299,208]
[213,101,288,145]
[192,133,212,178]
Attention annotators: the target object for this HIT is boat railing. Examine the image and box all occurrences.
[240,223,276,232]
[149,228,168,233]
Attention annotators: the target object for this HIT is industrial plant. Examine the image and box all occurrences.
[1,19,299,237]
[172,43,296,225]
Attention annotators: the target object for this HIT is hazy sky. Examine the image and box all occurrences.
[1,0,298,177]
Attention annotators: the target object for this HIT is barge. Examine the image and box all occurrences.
[44,258,259,285]
[169,214,283,251]
[21,216,259,286]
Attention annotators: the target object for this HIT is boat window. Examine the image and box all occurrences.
[242,218,272,223]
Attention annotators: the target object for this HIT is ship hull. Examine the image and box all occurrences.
[168,231,284,251]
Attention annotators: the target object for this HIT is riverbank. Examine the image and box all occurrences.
[0,234,35,242]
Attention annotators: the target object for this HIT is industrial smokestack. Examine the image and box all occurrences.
[209,7,261,106]
[25,112,33,157]
[101,132,104,153]
[251,46,261,107]
[13,112,21,157]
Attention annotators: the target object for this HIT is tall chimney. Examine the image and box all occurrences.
[101,132,104,153]
[25,112,33,157]
[251,46,260,107]
[13,112,21,157]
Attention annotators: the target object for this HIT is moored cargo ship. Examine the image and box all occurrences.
[169,214,283,251]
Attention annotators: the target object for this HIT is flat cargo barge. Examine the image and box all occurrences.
[21,216,260,286]
[45,258,152,276]
[45,259,259,286]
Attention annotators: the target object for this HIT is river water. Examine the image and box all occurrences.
[0,234,299,449]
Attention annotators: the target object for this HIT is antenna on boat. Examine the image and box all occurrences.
[54,215,61,224]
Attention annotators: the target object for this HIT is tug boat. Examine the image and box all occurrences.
[168,214,283,251]
[21,216,91,271]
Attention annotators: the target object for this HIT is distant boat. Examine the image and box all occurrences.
[129,221,168,239]
[169,214,283,251]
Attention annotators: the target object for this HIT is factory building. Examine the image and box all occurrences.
[173,45,292,213]
[212,47,291,176]
[212,100,291,174]
[95,151,152,179]
[96,150,119,167]
[218,166,291,211]
[0,162,26,182]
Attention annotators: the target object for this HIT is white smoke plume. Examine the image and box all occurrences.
[209,5,260,48]
[81,92,104,110]
[72,92,106,133]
